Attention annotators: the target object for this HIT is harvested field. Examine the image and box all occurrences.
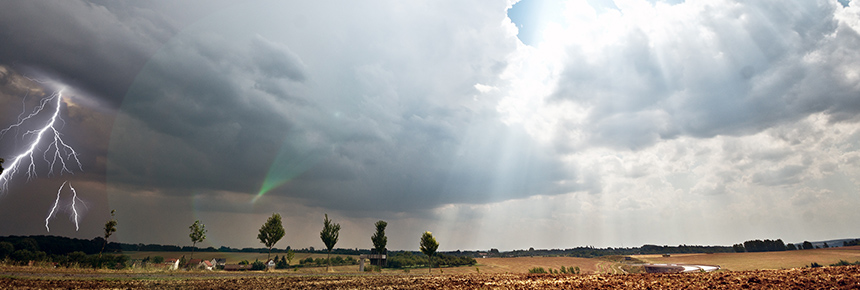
[465,256,601,274]
[635,246,860,271]
[1,265,859,289]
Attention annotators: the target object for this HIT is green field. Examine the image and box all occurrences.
[634,246,860,271]
[122,251,355,265]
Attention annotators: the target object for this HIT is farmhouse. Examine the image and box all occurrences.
[187,259,214,270]
[213,258,226,269]
[200,260,215,270]
[163,258,180,270]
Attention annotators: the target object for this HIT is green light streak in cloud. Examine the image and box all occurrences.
[253,135,325,203]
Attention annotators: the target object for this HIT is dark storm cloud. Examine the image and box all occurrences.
[0,0,240,109]
[0,1,176,107]
[0,66,113,239]
[552,1,860,150]
[103,0,589,218]
[275,118,581,213]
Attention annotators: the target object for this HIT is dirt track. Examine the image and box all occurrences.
[2,265,859,289]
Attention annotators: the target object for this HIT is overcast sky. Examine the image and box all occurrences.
[0,0,859,252]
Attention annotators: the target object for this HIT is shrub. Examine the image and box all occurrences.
[0,242,13,260]
[528,267,547,273]
[67,251,87,266]
[251,260,266,270]
[831,260,860,266]
[276,257,289,269]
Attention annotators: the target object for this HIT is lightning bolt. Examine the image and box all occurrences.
[45,181,85,231]
[0,89,86,231]
[46,182,64,231]
[69,183,82,231]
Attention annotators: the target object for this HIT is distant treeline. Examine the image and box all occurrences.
[119,243,376,256]
[733,239,789,253]
[0,235,120,255]
[496,244,733,258]
[732,238,860,253]
[0,236,130,269]
[10,235,857,261]
[0,235,373,256]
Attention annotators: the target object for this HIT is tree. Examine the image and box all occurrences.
[285,249,295,267]
[786,243,797,251]
[802,241,814,250]
[320,213,341,272]
[420,231,439,273]
[275,255,288,269]
[371,220,387,266]
[0,242,13,260]
[101,210,117,256]
[257,213,285,260]
[188,220,207,260]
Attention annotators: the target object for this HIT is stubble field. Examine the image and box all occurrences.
[635,246,860,271]
[3,247,860,289]
[1,265,859,289]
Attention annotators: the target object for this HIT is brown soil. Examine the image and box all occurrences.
[635,246,860,271]
[2,265,859,289]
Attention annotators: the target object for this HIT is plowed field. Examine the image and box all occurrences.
[2,265,859,289]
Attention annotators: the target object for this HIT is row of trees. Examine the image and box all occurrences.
[254,213,342,271]
[252,213,442,272]
[7,206,440,271]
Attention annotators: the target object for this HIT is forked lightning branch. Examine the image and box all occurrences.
[0,89,86,231]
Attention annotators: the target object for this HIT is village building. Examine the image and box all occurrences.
[163,258,180,270]
[186,259,215,270]
[213,258,227,269]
